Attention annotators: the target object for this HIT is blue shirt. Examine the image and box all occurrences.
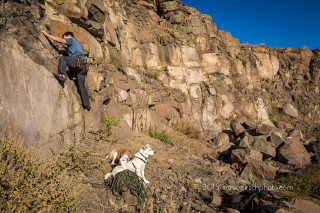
[65,38,84,57]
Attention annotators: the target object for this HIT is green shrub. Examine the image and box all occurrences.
[148,127,171,144]
[0,133,78,212]
[104,115,121,127]
[99,115,120,144]
[277,165,320,198]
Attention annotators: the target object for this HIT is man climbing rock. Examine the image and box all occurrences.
[41,30,91,111]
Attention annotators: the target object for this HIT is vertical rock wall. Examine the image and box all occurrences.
[0,0,319,147]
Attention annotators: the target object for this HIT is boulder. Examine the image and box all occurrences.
[230,120,245,136]
[211,192,222,207]
[274,120,294,132]
[283,103,299,118]
[256,124,287,139]
[240,161,277,184]
[305,140,320,162]
[252,137,276,158]
[256,124,275,135]
[288,129,303,141]
[212,132,230,146]
[278,137,310,169]
[112,119,133,141]
[237,133,255,149]
[269,133,285,148]
[231,149,263,165]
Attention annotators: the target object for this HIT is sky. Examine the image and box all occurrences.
[180,0,320,50]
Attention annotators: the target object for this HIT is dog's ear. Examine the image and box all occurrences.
[143,144,150,150]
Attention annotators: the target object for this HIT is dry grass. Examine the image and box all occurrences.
[171,119,201,139]
[0,132,80,212]
[144,68,160,80]
[148,126,172,145]
[157,124,209,154]
[276,165,320,199]
[147,122,208,154]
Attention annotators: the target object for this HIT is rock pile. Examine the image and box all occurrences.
[214,117,319,186]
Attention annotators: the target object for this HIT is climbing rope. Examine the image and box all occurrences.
[104,170,147,203]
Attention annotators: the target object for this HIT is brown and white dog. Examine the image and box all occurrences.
[109,147,133,167]
[105,144,155,184]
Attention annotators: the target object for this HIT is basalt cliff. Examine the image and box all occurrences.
[1,0,319,147]
[1,0,320,212]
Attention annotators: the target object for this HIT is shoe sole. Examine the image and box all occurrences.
[53,73,66,82]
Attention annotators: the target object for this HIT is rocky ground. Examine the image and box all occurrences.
[69,129,320,213]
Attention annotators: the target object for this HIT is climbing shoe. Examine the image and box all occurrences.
[84,105,91,111]
[53,73,66,82]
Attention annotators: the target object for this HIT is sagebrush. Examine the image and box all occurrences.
[0,133,79,212]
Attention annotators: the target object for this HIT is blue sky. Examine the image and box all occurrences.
[180,0,320,50]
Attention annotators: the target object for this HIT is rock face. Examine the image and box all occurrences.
[0,0,319,147]
[0,38,83,147]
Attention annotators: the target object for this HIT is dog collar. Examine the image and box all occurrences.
[139,152,148,160]
[135,156,148,164]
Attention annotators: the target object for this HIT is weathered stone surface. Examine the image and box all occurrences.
[50,20,103,62]
[0,37,82,146]
[240,161,277,183]
[201,53,230,75]
[51,0,87,17]
[231,149,263,165]
[256,124,273,135]
[283,103,299,118]
[278,138,310,168]
[269,133,285,148]
[230,120,245,136]
[253,50,279,80]
[274,120,294,132]
[237,133,255,149]
[252,138,276,158]
[288,129,303,141]
[212,132,230,146]
[155,102,177,122]
[87,70,104,92]
[112,119,133,141]
[83,100,104,132]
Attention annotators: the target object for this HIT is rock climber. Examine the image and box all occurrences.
[41,30,91,111]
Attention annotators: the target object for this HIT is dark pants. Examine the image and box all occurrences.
[58,56,90,108]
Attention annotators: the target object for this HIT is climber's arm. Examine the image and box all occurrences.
[41,30,66,44]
